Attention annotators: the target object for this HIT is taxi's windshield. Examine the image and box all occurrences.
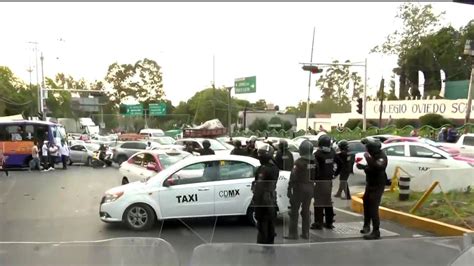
[158,153,189,168]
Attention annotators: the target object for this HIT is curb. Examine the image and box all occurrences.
[351,192,473,236]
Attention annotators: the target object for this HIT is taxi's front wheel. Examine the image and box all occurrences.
[123,204,156,231]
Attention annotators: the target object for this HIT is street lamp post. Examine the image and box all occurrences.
[226,86,233,137]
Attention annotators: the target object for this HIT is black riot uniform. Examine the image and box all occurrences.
[311,135,336,230]
[285,140,315,240]
[357,140,388,240]
[274,140,294,171]
[252,144,280,244]
[246,136,259,159]
[230,140,248,156]
[334,140,352,200]
[197,140,215,155]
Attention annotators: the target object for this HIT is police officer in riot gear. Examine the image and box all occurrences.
[197,139,215,155]
[246,136,258,159]
[285,140,315,240]
[311,134,337,230]
[356,139,388,240]
[334,140,352,199]
[252,143,279,244]
[274,140,294,171]
[230,140,248,156]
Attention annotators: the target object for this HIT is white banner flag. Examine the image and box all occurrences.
[418,71,425,98]
[439,69,446,98]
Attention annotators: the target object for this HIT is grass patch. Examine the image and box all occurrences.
[381,189,474,230]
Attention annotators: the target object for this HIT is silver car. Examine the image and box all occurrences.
[69,143,100,166]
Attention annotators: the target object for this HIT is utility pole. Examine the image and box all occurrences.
[226,87,233,137]
[28,41,40,113]
[305,27,316,133]
[464,39,474,124]
[40,52,45,114]
[212,55,216,119]
[363,58,368,131]
[378,77,385,128]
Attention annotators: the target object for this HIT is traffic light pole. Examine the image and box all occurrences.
[305,27,316,133]
[363,58,368,131]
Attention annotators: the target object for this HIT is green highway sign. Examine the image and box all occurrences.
[125,104,143,116]
[149,102,167,116]
[234,76,256,94]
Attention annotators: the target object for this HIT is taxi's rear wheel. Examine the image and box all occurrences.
[123,204,155,231]
[246,207,257,227]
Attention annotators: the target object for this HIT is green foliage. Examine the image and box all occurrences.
[316,60,364,106]
[0,66,37,117]
[344,119,378,130]
[268,116,282,127]
[394,118,419,128]
[249,118,268,131]
[250,99,267,110]
[105,58,164,108]
[282,120,293,131]
[419,113,452,128]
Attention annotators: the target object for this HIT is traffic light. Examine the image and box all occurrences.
[356,98,363,114]
[302,65,323,74]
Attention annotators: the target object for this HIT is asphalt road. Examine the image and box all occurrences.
[0,165,432,265]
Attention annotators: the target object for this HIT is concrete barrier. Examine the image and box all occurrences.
[410,167,474,193]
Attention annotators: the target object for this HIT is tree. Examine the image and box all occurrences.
[249,118,268,131]
[371,3,449,98]
[250,99,267,110]
[105,58,164,108]
[387,75,398,100]
[282,120,293,131]
[0,66,37,117]
[316,60,364,109]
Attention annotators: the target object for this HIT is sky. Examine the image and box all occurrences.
[0,2,473,109]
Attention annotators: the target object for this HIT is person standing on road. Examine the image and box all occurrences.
[60,140,70,170]
[274,140,294,171]
[0,150,9,176]
[356,139,388,240]
[41,141,49,171]
[48,142,59,171]
[311,135,336,230]
[334,140,352,200]
[146,141,153,150]
[252,144,279,244]
[197,140,215,155]
[246,136,259,159]
[230,140,248,156]
[285,140,315,240]
[30,141,40,171]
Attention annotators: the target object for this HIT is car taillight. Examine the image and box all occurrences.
[355,157,363,163]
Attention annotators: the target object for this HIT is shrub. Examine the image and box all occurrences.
[249,118,268,131]
[344,119,378,130]
[419,114,452,128]
[395,119,419,128]
[282,120,293,131]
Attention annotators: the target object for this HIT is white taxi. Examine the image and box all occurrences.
[100,155,291,231]
[353,142,474,179]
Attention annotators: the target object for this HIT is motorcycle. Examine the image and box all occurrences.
[91,149,113,168]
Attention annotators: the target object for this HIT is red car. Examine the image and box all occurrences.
[384,137,460,156]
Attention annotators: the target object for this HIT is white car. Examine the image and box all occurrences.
[255,138,300,161]
[119,149,192,185]
[175,138,231,155]
[353,142,474,179]
[100,155,291,231]
[292,132,327,148]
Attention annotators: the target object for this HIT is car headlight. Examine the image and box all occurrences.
[103,191,124,203]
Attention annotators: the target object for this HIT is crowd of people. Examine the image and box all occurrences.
[31,140,70,172]
[193,135,387,243]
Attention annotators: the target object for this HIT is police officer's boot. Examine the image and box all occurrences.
[324,207,335,229]
[363,230,380,240]
[360,225,370,234]
[310,207,324,230]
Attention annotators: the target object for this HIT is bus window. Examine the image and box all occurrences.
[0,126,7,141]
[36,126,49,144]
[7,125,24,141]
[25,125,34,140]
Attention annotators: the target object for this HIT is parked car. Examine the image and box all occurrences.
[384,137,460,156]
[175,138,231,155]
[99,155,291,230]
[441,133,474,158]
[255,137,300,161]
[119,149,192,185]
[69,143,101,166]
[112,141,159,165]
[139,128,165,138]
[353,142,474,180]
[292,132,327,147]
[370,134,398,143]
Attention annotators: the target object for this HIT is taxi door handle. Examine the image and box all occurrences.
[198,187,210,191]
